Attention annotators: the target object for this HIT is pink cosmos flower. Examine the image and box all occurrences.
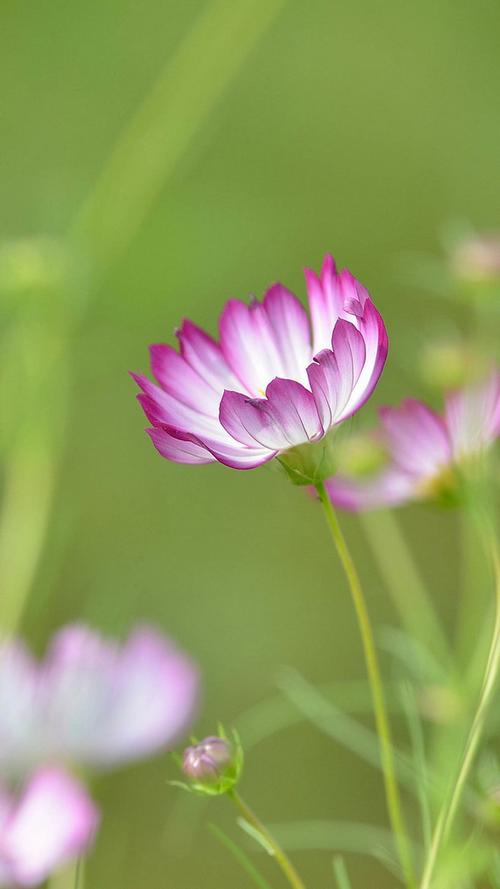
[327,369,500,511]
[0,767,98,887]
[0,624,199,776]
[132,255,388,469]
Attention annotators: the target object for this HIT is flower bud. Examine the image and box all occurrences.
[183,737,232,782]
[180,732,243,796]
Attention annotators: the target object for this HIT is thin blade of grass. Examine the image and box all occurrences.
[277,667,416,790]
[236,679,401,750]
[378,627,447,685]
[71,0,286,270]
[332,856,352,889]
[359,510,452,670]
[400,682,432,854]
[277,666,482,821]
[269,819,405,881]
[208,823,274,889]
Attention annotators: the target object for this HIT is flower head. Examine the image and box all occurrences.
[0,767,98,887]
[0,624,199,777]
[327,369,500,511]
[132,255,388,471]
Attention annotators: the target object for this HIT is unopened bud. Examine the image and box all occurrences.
[181,732,243,796]
[183,736,232,782]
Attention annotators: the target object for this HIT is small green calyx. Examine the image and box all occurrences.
[178,727,243,797]
[278,434,338,486]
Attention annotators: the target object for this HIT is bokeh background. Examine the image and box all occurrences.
[2,1,500,886]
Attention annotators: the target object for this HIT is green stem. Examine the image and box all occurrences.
[315,482,416,889]
[419,529,500,889]
[229,790,307,889]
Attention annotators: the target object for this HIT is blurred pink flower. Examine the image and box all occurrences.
[327,369,500,511]
[0,767,98,887]
[132,255,388,469]
[0,625,199,776]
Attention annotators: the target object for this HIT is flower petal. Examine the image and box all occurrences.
[220,380,323,451]
[326,468,417,511]
[3,768,98,886]
[44,625,199,767]
[147,426,215,464]
[338,287,388,419]
[306,260,388,420]
[306,255,344,354]
[219,391,285,449]
[176,320,240,394]
[380,400,452,476]
[0,642,44,777]
[192,431,277,469]
[261,285,311,384]
[265,378,323,445]
[445,369,500,460]
[149,344,221,415]
[100,627,199,762]
[220,289,311,394]
[132,373,222,438]
[307,321,366,430]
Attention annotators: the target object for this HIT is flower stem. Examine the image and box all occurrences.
[314,482,416,889]
[419,527,500,889]
[228,790,307,889]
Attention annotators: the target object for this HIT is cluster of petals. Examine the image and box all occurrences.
[0,767,98,887]
[0,623,199,777]
[133,255,388,469]
[327,368,500,510]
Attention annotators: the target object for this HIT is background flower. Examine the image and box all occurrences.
[327,369,500,510]
[0,625,199,776]
[0,768,98,887]
[133,256,388,470]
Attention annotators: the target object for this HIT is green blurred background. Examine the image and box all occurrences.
[2,1,500,886]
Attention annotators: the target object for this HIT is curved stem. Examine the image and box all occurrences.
[419,527,500,889]
[229,790,307,889]
[315,482,416,889]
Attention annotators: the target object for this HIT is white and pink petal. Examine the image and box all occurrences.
[149,344,222,415]
[176,320,240,395]
[1,769,98,887]
[220,379,323,451]
[445,369,500,460]
[380,400,452,477]
[326,468,418,512]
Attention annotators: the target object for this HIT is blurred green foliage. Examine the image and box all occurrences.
[1,1,500,887]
